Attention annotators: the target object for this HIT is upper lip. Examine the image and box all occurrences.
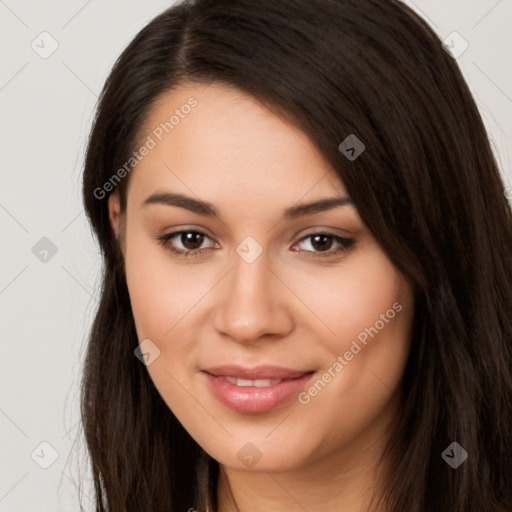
[202,365,313,380]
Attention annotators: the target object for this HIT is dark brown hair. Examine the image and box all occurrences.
[80,0,512,510]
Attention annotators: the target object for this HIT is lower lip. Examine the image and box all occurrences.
[202,371,315,414]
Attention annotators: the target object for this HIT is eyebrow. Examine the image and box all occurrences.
[142,191,353,220]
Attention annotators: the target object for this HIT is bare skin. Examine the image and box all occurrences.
[108,83,414,512]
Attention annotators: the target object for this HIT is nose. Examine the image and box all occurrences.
[213,249,294,345]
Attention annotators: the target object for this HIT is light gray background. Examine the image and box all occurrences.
[1,1,511,510]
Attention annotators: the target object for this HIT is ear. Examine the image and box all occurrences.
[108,191,122,239]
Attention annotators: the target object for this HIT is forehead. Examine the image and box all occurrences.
[127,83,347,208]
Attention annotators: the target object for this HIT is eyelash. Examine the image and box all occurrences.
[155,230,355,260]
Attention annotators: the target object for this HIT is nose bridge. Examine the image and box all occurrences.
[213,242,293,343]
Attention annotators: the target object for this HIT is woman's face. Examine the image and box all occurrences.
[109,83,414,473]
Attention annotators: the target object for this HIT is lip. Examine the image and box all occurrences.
[202,364,312,380]
[202,365,316,414]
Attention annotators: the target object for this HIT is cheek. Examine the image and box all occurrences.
[288,243,412,349]
[293,243,414,410]
[123,224,200,345]
[297,245,414,415]
[122,231,218,441]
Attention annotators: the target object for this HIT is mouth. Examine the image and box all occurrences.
[201,365,316,414]
[216,376,288,387]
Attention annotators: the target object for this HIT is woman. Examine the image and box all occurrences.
[80,0,512,510]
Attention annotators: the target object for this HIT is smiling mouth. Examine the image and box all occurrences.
[201,365,316,414]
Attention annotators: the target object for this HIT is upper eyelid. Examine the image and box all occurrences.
[160,221,353,239]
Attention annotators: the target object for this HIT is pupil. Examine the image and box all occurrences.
[182,232,204,250]
[311,235,332,251]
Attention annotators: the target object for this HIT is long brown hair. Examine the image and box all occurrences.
[80,0,512,510]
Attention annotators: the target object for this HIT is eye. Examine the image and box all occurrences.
[156,230,355,260]
[293,232,355,258]
[156,230,219,258]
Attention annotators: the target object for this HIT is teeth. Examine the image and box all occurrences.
[222,377,283,387]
